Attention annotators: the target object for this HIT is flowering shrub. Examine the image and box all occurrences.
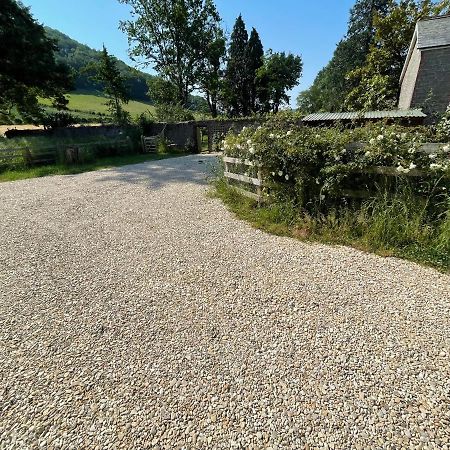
[222,113,449,209]
[436,104,450,142]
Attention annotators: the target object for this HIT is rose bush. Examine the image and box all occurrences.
[222,112,449,210]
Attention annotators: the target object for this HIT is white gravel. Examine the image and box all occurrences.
[0,154,449,450]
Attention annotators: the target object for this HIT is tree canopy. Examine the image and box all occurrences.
[88,45,130,123]
[0,0,72,122]
[297,0,390,113]
[119,0,222,108]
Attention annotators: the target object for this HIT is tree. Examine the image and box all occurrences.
[199,32,226,117]
[257,51,303,113]
[296,0,390,112]
[0,0,72,122]
[344,0,450,110]
[89,45,130,123]
[119,0,222,108]
[222,15,250,116]
[246,28,265,113]
[147,76,179,105]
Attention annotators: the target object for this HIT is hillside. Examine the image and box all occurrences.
[45,27,155,102]
[40,93,155,121]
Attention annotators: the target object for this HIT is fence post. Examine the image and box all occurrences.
[257,165,262,205]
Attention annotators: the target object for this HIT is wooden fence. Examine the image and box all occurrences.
[223,156,263,202]
[223,143,449,202]
[0,139,131,167]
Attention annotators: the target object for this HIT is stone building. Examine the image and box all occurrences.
[398,14,450,115]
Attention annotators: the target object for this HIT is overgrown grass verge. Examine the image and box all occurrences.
[213,178,450,272]
[0,152,190,183]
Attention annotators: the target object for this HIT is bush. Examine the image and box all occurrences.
[153,104,195,123]
[217,111,450,270]
[222,113,449,211]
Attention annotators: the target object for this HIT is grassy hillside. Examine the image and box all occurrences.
[39,93,155,122]
[45,27,154,102]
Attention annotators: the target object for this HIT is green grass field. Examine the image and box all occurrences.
[40,93,155,120]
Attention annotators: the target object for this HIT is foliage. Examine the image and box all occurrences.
[221,113,449,208]
[256,51,303,113]
[45,26,155,102]
[436,104,450,141]
[246,28,265,113]
[87,46,131,124]
[344,0,449,111]
[223,15,250,116]
[119,0,222,107]
[42,111,77,129]
[198,28,226,117]
[0,0,72,123]
[152,104,195,122]
[297,0,390,113]
[214,178,450,271]
[217,112,450,270]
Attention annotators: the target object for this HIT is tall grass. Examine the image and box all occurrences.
[213,178,450,271]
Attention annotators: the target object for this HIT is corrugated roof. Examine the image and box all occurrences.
[417,15,450,49]
[302,109,427,122]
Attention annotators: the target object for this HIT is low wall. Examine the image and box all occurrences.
[4,125,124,139]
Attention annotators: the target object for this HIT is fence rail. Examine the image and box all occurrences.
[223,156,263,202]
[0,139,131,167]
[223,142,449,202]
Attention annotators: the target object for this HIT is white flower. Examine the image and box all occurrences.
[377,134,384,141]
[443,145,449,152]
[409,162,417,170]
[369,138,376,145]
[247,139,252,145]
[364,151,371,157]
[335,155,341,161]
[271,172,275,176]
[236,144,242,150]
[269,133,275,138]
[285,174,289,181]
[278,171,283,176]
[249,147,255,154]
[286,130,293,136]
[397,165,410,174]
[429,154,437,159]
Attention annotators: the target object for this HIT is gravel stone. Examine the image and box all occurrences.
[0,154,449,449]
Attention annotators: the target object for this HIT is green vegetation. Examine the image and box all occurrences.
[214,179,450,271]
[39,93,155,121]
[86,45,131,124]
[297,0,450,113]
[0,151,188,183]
[215,112,450,271]
[0,0,71,123]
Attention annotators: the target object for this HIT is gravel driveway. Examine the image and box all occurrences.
[1,154,449,449]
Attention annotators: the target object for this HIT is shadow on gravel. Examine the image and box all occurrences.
[94,155,219,191]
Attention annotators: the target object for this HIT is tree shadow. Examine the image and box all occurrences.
[94,154,220,191]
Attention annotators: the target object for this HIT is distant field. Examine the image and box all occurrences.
[40,93,155,119]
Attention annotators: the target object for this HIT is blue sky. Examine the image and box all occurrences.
[22,0,356,106]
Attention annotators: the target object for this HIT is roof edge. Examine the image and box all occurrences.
[400,25,418,84]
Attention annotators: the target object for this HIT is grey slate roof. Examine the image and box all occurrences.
[417,15,450,49]
[302,109,427,122]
